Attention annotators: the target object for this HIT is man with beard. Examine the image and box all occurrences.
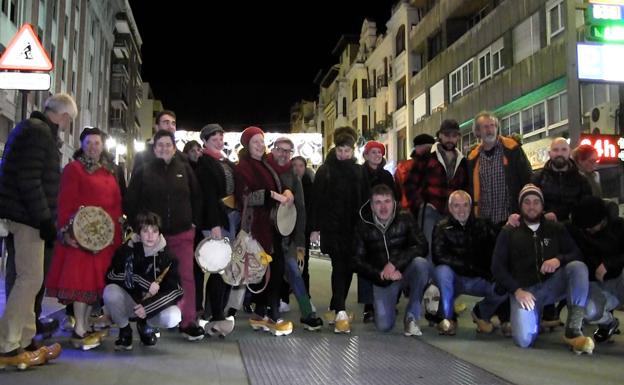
[467,112,532,226]
[491,184,594,354]
[404,119,467,261]
[353,184,430,335]
[532,138,592,222]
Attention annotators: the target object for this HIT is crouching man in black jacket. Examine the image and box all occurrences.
[432,190,507,336]
[104,212,183,350]
[353,184,430,336]
[492,184,594,354]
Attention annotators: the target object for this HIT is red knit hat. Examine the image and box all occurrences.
[364,141,385,156]
[240,126,264,147]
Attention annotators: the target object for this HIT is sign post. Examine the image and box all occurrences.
[0,23,54,120]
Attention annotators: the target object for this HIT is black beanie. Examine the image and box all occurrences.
[412,133,435,147]
[572,196,608,229]
[79,126,104,142]
[334,126,357,148]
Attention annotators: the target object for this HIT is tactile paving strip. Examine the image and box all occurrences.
[239,334,513,385]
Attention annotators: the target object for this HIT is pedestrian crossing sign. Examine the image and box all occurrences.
[0,24,53,71]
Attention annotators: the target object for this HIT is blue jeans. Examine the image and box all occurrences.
[417,205,442,262]
[433,265,507,319]
[585,268,624,324]
[510,261,589,348]
[373,257,432,332]
[283,256,313,317]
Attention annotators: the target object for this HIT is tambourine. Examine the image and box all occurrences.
[195,237,232,273]
[275,203,297,236]
[71,206,115,252]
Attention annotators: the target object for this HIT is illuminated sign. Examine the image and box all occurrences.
[577,43,624,82]
[588,24,624,42]
[579,134,624,163]
[588,4,624,21]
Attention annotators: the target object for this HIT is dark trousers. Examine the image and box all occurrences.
[207,274,231,321]
[324,236,353,312]
[250,233,285,322]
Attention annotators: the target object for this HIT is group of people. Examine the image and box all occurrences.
[0,93,622,371]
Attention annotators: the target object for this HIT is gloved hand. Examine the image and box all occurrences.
[39,218,57,243]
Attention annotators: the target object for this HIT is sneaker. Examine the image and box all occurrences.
[206,316,236,337]
[471,308,494,334]
[265,318,293,336]
[404,317,422,337]
[198,317,209,329]
[153,327,161,338]
[301,315,323,331]
[279,300,291,313]
[325,309,336,325]
[563,335,595,355]
[249,315,269,331]
[179,324,205,341]
[36,317,59,338]
[71,331,101,351]
[362,305,375,324]
[593,318,620,343]
[25,341,62,362]
[0,349,46,370]
[137,320,157,346]
[437,319,457,336]
[115,325,133,351]
[334,311,351,334]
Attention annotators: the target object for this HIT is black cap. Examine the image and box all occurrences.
[412,133,435,147]
[79,126,104,142]
[439,119,460,133]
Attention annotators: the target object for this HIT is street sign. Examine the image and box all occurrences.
[577,43,624,82]
[0,24,53,71]
[0,72,51,90]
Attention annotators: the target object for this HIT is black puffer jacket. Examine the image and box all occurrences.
[532,160,592,221]
[353,201,428,287]
[0,111,61,228]
[362,159,400,201]
[124,155,202,235]
[492,218,581,293]
[567,218,624,282]
[432,215,498,279]
[196,155,236,230]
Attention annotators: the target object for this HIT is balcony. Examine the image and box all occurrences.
[112,63,129,79]
[113,37,130,59]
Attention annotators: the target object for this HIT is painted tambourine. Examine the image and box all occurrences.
[195,237,232,273]
[71,206,115,253]
[275,203,297,236]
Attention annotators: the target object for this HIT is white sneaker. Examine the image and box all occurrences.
[279,300,291,313]
[198,318,209,329]
[404,317,422,337]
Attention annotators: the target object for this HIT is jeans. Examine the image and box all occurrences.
[585,267,624,324]
[510,261,589,348]
[433,265,507,319]
[284,257,313,317]
[373,257,432,332]
[103,284,181,329]
[417,204,442,262]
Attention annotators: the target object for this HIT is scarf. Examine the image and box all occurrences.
[266,153,291,174]
[203,146,224,160]
[76,152,115,174]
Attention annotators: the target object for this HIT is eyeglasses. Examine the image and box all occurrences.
[275,147,294,154]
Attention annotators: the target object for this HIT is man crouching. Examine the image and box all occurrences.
[492,184,594,354]
[353,184,430,336]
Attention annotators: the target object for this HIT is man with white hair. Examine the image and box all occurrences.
[0,93,77,369]
[467,112,532,225]
[431,190,506,336]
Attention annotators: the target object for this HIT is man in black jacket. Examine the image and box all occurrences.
[353,184,430,336]
[492,184,594,354]
[432,190,506,336]
[0,93,77,369]
[568,196,624,343]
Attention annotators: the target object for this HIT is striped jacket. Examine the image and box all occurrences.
[106,237,183,319]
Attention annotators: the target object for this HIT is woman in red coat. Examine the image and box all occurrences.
[46,127,122,350]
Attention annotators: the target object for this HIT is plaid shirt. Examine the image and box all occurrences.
[404,143,468,214]
[478,142,509,224]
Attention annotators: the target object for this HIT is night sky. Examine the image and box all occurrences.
[129,1,396,132]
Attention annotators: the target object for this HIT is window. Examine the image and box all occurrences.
[395,25,406,55]
[396,76,406,109]
[449,59,474,101]
[414,92,427,122]
[430,79,445,113]
[361,79,368,99]
[61,59,66,81]
[478,50,491,83]
[342,97,347,117]
[50,44,56,64]
[546,0,564,43]
[547,92,568,125]
[513,12,540,64]
[352,79,358,101]
[64,14,69,37]
[492,47,504,74]
[9,0,16,23]
[2,0,7,15]
[428,31,442,60]
[71,71,76,93]
[362,115,368,136]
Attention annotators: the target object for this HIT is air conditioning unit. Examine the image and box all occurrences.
[590,102,618,135]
